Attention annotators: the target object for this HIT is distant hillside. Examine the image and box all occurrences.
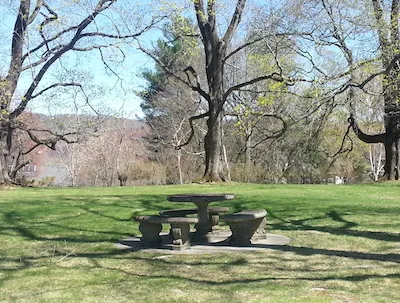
[18,112,150,186]
[26,112,148,134]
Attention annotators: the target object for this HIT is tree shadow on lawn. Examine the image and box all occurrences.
[268,244,400,263]
[63,194,172,213]
[93,263,400,285]
[2,190,399,245]
[1,209,133,246]
[1,194,173,239]
[0,193,200,264]
[2,191,399,246]
[61,257,400,292]
[7,270,399,302]
[268,210,400,243]
[221,196,400,244]
[3,238,398,274]
[1,193,399,285]
[2,243,399,291]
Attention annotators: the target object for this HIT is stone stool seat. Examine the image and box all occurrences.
[159,206,229,231]
[134,215,199,250]
[221,209,267,246]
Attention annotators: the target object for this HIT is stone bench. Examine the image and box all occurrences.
[159,207,229,231]
[159,209,197,217]
[221,209,267,246]
[134,215,199,250]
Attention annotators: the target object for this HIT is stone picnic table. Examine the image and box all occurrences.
[133,193,271,250]
[167,193,235,242]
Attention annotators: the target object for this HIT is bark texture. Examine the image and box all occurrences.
[193,0,247,181]
[348,0,400,180]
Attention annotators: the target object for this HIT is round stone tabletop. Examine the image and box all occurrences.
[167,193,235,203]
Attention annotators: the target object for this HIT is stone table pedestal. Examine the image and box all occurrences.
[167,193,235,243]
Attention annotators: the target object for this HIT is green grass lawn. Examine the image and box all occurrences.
[0,183,399,302]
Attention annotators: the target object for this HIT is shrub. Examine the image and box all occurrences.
[125,162,166,185]
[33,176,55,187]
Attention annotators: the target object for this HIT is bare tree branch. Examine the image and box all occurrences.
[28,0,44,24]
[137,41,210,101]
[10,0,119,119]
[225,36,265,62]
[330,124,353,159]
[251,114,287,149]
[222,0,247,44]
[348,114,385,144]
[30,82,82,99]
[173,111,209,149]
[223,72,285,100]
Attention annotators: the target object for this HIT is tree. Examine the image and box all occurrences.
[140,18,206,184]
[140,0,299,181]
[348,0,400,180]
[291,0,400,180]
[138,0,400,183]
[54,116,150,187]
[223,37,295,182]
[0,0,158,185]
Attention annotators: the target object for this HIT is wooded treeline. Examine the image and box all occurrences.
[138,0,393,184]
[1,0,399,186]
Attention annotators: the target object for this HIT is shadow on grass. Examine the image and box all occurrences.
[1,210,132,243]
[2,242,399,287]
[8,266,400,301]
[89,263,400,285]
[0,194,173,241]
[269,245,400,263]
[268,210,400,243]
[2,191,399,244]
[1,231,398,276]
[1,192,399,288]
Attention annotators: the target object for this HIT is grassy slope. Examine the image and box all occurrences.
[0,183,399,302]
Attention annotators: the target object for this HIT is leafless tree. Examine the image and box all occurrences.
[139,0,305,181]
[292,0,400,180]
[0,0,160,185]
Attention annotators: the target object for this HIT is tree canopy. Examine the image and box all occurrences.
[4,0,400,186]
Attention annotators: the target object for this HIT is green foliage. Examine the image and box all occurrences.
[256,81,286,105]
[139,17,198,119]
[248,53,276,74]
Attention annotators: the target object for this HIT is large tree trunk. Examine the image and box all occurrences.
[348,109,400,180]
[201,43,226,181]
[194,0,246,182]
[383,139,396,180]
[382,137,400,180]
[203,108,223,181]
[383,103,400,180]
[0,123,14,185]
[348,0,400,181]
[0,150,12,185]
[380,56,400,180]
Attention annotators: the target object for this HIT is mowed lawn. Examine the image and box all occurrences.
[0,183,399,303]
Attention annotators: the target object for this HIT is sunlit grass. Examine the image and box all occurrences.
[0,183,399,302]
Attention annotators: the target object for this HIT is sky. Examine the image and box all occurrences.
[0,0,280,120]
[0,0,163,119]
